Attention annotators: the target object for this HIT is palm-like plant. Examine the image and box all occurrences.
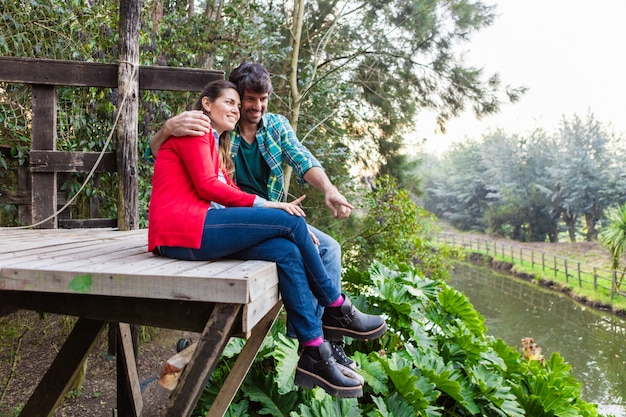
[599,203,626,289]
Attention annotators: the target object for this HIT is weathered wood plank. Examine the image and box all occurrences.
[29,150,117,173]
[18,318,107,417]
[0,56,223,91]
[243,282,281,335]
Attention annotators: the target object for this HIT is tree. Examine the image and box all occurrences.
[599,203,626,289]
[550,113,624,241]
[423,140,491,231]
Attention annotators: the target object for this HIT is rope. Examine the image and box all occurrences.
[1,61,139,230]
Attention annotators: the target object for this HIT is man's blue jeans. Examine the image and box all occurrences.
[158,207,341,342]
[283,225,342,339]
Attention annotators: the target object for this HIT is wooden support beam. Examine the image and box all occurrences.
[116,323,143,417]
[31,85,57,229]
[117,0,140,231]
[206,301,283,417]
[18,318,106,417]
[166,303,242,417]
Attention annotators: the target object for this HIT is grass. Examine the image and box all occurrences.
[435,229,626,314]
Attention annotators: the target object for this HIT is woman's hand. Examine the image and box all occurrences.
[264,195,307,216]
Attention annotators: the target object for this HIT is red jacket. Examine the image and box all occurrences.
[148,132,256,251]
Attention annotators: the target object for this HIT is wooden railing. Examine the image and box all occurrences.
[0,56,222,229]
[436,232,626,301]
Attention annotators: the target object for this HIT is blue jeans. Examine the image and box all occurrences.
[283,225,342,339]
[158,207,341,342]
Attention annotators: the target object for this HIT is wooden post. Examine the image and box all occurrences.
[117,0,140,231]
[31,85,58,229]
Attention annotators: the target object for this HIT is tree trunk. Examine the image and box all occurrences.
[585,212,597,241]
[562,210,577,242]
[282,0,305,198]
[151,1,163,34]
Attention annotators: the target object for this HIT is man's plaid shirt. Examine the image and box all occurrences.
[228,113,321,202]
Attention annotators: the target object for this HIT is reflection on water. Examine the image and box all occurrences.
[450,263,626,417]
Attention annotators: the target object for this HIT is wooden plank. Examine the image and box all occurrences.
[207,301,283,417]
[29,150,116,173]
[117,323,143,417]
[58,218,118,229]
[0,267,249,302]
[242,282,281,336]
[18,318,107,417]
[166,303,241,417]
[193,260,279,302]
[0,56,223,91]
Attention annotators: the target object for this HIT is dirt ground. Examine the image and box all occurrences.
[0,311,199,417]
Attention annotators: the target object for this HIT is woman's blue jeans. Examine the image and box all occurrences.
[158,207,341,342]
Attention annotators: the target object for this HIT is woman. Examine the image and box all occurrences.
[148,80,386,398]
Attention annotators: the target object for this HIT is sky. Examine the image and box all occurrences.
[419,0,626,154]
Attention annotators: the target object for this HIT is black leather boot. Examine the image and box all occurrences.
[322,295,387,341]
[295,341,363,398]
[329,340,364,384]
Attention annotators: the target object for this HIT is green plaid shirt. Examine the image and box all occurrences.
[228,113,321,202]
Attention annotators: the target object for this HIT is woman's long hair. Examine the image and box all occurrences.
[193,80,237,178]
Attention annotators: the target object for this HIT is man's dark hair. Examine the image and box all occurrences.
[228,62,273,97]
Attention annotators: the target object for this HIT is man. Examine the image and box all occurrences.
[149,62,380,384]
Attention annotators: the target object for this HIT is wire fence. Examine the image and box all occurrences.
[436,232,626,302]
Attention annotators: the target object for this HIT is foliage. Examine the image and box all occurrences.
[599,203,626,288]
[189,260,605,417]
[338,175,455,279]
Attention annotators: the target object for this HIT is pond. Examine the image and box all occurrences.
[450,262,626,417]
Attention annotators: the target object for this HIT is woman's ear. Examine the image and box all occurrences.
[201,96,211,114]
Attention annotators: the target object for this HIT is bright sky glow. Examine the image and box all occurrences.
[419,0,626,153]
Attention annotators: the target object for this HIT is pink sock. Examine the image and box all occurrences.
[302,336,323,347]
[329,295,344,308]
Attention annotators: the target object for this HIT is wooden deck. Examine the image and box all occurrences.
[0,228,281,417]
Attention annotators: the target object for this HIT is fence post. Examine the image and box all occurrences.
[542,251,545,272]
[519,248,522,265]
[577,262,581,288]
[531,250,535,270]
[612,270,617,301]
[593,267,598,291]
[510,246,514,263]
[564,259,569,283]
[554,256,557,278]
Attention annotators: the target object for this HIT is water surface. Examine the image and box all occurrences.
[450,263,626,416]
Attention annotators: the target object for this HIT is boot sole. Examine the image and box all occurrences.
[323,321,387,341]
[295,367,363,398]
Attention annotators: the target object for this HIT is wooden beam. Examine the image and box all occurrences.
[0,291,218,332]
[116,323,143,417]
[18,318,106,417]
[31,85,57,229]
[0,56,223,91]
[29,150,116,173]
[207,301,283,417]
[166,303,241,417]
